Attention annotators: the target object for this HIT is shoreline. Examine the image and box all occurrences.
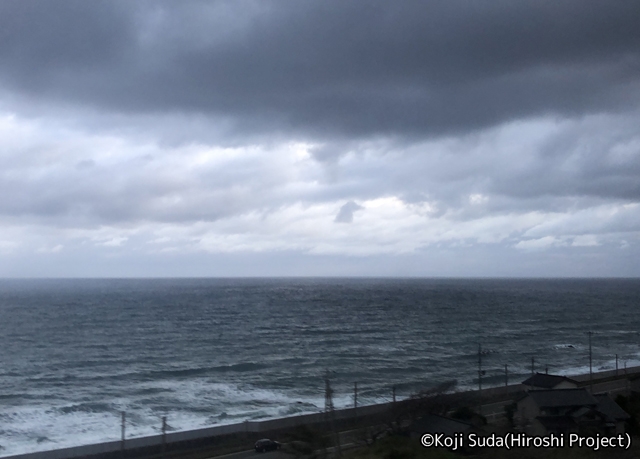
[4,365,640,459]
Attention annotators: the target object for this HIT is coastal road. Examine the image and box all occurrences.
[206,434,365,459]
[206,444,355,459]
[208,449,290,459]
[205,426,370,459]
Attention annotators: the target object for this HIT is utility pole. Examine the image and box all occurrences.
[478,344,482,393]
[626,361,630,392]
[324,371,341,458]
[162,416,167,457]
[504,364,509,397]
[588,331,593,393]
[354,382,358,412]
[121,412,126,451]
[478,344,482,414]
[324,372,334,412]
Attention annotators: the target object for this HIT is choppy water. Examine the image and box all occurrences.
[0,278,639,456]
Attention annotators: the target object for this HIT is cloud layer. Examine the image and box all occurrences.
[0,0,638,276]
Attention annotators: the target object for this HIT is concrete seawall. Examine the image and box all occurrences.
[5,366,640,459]
[1,402,397,459]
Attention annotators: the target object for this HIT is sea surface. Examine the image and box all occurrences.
[0,278,639,456]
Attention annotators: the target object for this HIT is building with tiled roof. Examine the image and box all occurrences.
[516,388,628,435]
[521,373,579,390]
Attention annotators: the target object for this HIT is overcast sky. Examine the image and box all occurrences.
[0,0,639,277]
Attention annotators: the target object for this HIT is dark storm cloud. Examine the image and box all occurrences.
[0,0,639,278]
[0,1,133,84]
[1,0,639,140]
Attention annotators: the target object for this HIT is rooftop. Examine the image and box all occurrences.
[527,388,598,408]
[594,394,630,421]
[522,373,578,389]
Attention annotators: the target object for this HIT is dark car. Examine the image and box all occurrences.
[255,438,281,452]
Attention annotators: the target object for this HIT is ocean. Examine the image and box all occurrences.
[0,278,639,456]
